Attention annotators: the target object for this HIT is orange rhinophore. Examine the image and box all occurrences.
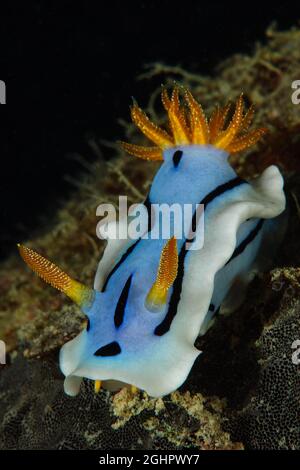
[145,237,178,312]
[17,244,94,308]
[119,86,267,161]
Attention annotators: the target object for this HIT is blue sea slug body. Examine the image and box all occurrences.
[18,87,286,397]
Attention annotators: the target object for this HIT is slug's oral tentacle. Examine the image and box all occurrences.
[17,244,94,308]
[145,237,178,312]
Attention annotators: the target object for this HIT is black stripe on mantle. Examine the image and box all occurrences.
[154,176,247,336]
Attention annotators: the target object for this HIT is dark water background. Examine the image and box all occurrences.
[0,1,298,259]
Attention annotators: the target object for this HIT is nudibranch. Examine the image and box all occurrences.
[18,86,286,398]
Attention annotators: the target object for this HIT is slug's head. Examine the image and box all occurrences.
[120,85,267,161]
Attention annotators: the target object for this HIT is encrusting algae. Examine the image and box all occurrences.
[0,24,300,449]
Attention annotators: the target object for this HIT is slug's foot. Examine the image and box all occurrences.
[220,272,255,316]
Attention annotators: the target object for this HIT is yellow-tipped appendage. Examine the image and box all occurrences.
[94,380,102,394]
[17,244,94,308]
[120,86,267,161]
[145,237,178,312]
